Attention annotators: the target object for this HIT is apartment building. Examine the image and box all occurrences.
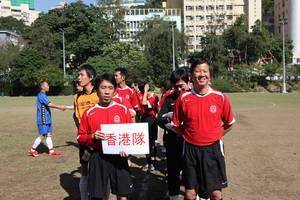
[0,0,39,25]
[120,8,181,45]
[274,0,300,64]
[163,0,261,51]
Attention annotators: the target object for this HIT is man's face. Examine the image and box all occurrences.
[174,80,189,94]
[114,71,124,85]
[97,80,115,104]
[78,70,93,87]
[41,82,49,92]
[192,63,210,88]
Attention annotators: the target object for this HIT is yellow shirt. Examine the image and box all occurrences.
[74,90,99,122]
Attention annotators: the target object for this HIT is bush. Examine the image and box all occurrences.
[211,79,233,92]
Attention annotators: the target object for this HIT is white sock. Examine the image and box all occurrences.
[169,195,179,200]
[46,136,53,152]
[31,137,42,150]
[79,176,88,200]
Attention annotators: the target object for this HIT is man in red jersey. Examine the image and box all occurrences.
[77,74,133,200]
[130,81,143,122]
[139,83,159,171]
[171,59,235,200]
[158,78,174,110]
[114,68,141,113]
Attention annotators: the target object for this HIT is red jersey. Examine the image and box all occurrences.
[142,92,159,117]
[112,93,135,115]
[159,90,174,108]
[77,102,133,150]
[115,86,141,111]
[172,87,235,146]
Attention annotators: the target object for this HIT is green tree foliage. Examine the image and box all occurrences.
[137,18,187,84]
[83,56,117,75]
[25,1,114,67]
[0,43,20,74]
[0,16,26,34]
[199,31,228,78]
[270,36,293,63]
[262,0,274,17]
[9,48,64,87]
[101,42,148,83]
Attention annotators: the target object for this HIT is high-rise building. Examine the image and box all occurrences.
[0,0,39,25]
[274,0,300,64]
[163,0,261,52]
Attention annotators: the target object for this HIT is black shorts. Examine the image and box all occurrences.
[79,144,92,164]
[88,151,133,198]
[142,115,158,141]
[182,140,227,191]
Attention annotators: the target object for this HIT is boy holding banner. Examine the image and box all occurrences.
[77,74,133,200]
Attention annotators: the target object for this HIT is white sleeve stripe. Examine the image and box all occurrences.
[229,118,235,125]
[181,92,191,101]
[77,135,80,140]
[147,101,152,108]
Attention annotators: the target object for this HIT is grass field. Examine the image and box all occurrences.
[0,92,300,200]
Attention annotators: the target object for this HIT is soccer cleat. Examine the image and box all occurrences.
[49,151,61,156]
[148,164,155,172]
[29,150,39,157]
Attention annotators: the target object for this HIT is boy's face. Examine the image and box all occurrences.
[97,80,115,105]
[78,70,93,87]
[174,80,189,94]
[41,82,49,92]
[114,71,124,85]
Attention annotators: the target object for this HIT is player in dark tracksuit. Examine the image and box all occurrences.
[157,69,189,200]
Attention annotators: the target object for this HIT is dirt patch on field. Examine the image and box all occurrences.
[0,95,300,200]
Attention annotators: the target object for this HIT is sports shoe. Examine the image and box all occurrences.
[142,164,149,171]
[49,151,61,156]
[148,164,155,171]
[29,150,39,157]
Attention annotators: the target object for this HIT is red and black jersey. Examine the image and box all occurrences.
[77,102,133,150]
[159,90,174,108]
[115,86,141,111]
[172,87,235,146]
[142,93,159,118]
[112,93,135,115]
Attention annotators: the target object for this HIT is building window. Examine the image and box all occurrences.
[196,25,205,31]
[196,15,204,21]
[186,6,194,11]
[186,16,194,21]
[11,9,21,12]
[188,45,194,50]
[216,5,224,11]
[206,15,213,21]
[196,5,204,11]
[227,5,233,10]
[206,5,214,11]
[1,6,10,9]
[189,36,194,41]
[196,45,202,49]
[216,15,224,20]
[196,35,202,41]
[186,25,194,31]
[226,15,233,20]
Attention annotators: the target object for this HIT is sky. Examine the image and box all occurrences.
[34,0,97,13]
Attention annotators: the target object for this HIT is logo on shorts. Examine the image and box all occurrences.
[210,105,217,113]
[114,115,120,123]
[126,95,130,99]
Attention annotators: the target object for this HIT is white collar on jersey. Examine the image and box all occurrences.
[117,86,130,90]
[190,87,212,97]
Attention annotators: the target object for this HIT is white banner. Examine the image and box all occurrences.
[101,123,149,155]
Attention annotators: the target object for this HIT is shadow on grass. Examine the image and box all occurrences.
[60,167,81,200]
[54,141,79,149]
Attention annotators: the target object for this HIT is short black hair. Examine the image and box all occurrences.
[115,67,128,79]
[161,78,172,91]
[39,81,47,89]
[79,64,96,83]
[94,74,117,91]
[170,68,189,85]
[190,58,209,74]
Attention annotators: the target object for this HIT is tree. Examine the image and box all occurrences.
[270,36,293,63]
[199,31,228,78]
[83,56,117,75]
[136,18,188,85]
[101,42,148,83]
[26,1,115,68]
[0,16,26,34]
[9,48,64,87]
[0,43,20,74]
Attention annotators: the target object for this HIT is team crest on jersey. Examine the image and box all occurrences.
[126,95,130,99]
[210,105,217,113]
[114,115,120,123]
